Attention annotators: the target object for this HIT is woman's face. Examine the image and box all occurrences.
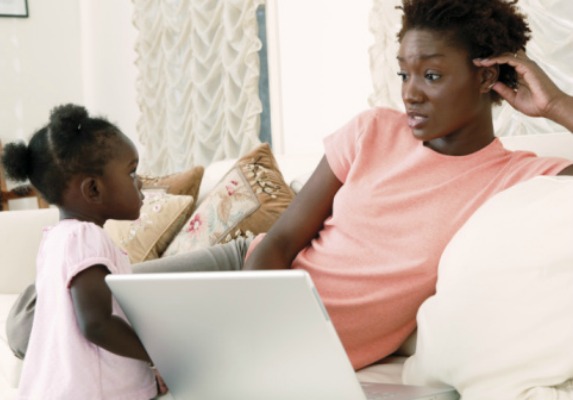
[397,29,494,154]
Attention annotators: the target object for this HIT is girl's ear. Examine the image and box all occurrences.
[479,65,500,93]
[79,177,103,204]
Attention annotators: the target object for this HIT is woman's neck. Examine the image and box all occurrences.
[424,107,496,156]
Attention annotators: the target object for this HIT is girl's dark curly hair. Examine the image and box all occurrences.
[397,0,531,104]
[1,104,122,205]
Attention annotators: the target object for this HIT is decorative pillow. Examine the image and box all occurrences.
[139,165,204,198]
[163,143,295,256]
[104,191,196,263]
[402,176,573,399]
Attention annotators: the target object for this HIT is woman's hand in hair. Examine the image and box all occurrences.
[474,52,573,131]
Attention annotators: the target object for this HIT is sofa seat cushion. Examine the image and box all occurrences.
[0,294,23,389]
[356,356,406,384]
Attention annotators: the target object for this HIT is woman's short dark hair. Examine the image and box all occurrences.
[397,0,531,103]
[1,104,122,205]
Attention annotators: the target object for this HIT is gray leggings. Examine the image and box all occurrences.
[132,237,253,274]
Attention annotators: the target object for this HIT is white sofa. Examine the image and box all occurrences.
[1,133,572,399]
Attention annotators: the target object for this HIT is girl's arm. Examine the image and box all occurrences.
[243,156,343,270]
[474,52,573,176]
[70,265,152,362]
[71,266,170,394]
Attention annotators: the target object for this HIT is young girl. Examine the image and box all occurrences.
[2,104,167,399]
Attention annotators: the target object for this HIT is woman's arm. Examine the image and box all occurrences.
[243,156,343,270]
[474,51,573,176]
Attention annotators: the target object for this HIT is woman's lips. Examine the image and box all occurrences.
[407,113,428,129]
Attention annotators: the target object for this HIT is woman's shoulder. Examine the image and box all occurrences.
[340,107,407,139]
[354,106,406,123]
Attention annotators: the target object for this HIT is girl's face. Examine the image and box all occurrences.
[99,135,144,222]
[397,29,495,155]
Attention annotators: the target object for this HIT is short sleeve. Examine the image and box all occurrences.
[323,109,377,183]
[323,108,403,183]
[62,222,128,286]
[498,152,572,189]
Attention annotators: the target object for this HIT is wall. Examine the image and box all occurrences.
[78,1,140,150]
[269,0,373,156]
[0,0,138,145]
[0,0,83,144]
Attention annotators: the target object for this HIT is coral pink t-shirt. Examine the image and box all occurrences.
[18,220,157,400]
[249,108,571,370]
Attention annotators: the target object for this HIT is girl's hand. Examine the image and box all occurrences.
[474,51,568,120]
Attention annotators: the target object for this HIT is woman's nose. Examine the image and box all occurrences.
[402,77,424,104]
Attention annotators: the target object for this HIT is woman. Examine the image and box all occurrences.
[240,0,573,371]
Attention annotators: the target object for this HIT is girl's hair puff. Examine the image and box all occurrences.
[1,104,122,205]
[397,0,531,104]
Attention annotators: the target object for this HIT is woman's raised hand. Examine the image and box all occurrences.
[474,51,573,127]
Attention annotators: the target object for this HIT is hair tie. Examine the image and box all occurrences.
[77,123,81,132]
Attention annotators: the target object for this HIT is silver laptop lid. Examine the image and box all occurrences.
[107,270,367,400]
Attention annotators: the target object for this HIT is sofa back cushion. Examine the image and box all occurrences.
[0,208,58,294]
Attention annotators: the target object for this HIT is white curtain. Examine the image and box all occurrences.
[369,0,573,136]
[132,0,265,175]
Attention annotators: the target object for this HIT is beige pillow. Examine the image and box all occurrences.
[163,143,295,256]
[104,191,195,263]
[139,165,204,198]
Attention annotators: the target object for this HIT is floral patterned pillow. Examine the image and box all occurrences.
[163,143,295,256]
[104,191,196,263]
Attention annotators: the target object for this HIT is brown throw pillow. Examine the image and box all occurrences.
[104,192,196,263]
[139,165,204,199]
[163,143,295,256]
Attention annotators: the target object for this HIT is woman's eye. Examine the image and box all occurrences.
[425,73,441,81]
[397,72,408,82]
[130,171,137,179]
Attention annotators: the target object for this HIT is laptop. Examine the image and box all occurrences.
[106,270,459,400]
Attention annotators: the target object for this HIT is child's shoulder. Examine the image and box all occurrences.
[51,219,104,233]
[47,219,110,244]
[44,219,127,269]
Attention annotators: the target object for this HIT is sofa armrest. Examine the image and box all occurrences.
[0,208,59,294]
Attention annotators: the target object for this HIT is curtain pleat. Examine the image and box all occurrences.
[133,0,264,175]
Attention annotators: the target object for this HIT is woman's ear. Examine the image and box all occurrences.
[79,177,103,204]
[480,65,500,93]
